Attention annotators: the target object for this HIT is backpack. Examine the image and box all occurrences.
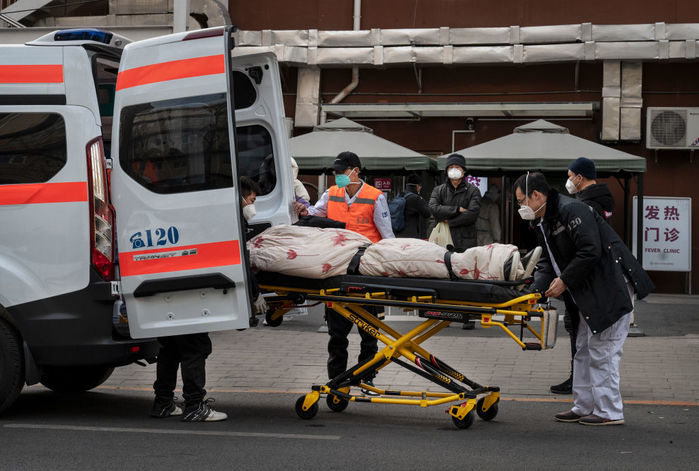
[388,191,412,232]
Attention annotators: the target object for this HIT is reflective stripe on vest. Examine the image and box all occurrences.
[326,184,382,243]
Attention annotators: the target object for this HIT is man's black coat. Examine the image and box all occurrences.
[531,190,654,334]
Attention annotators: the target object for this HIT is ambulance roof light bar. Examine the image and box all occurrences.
[27,29,131,49]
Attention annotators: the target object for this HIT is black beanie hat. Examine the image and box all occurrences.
[445,153,467,171]
[407,173,422,185]
[568,157,596,179]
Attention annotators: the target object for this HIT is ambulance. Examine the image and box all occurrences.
[0,26,294,414]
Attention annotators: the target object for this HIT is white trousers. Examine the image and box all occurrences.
[571,289,632,420]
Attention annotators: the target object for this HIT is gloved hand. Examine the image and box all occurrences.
[253,294,268,314]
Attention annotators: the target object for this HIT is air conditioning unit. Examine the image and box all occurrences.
[646,107,699,149]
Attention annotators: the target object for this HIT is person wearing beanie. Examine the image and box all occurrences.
[394,173,431,239]
[551,157,616,395]
[428,153,481,251]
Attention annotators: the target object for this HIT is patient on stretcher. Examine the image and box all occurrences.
[248,225,540,284]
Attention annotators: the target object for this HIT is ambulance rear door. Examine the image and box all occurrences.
[111,27,287,339]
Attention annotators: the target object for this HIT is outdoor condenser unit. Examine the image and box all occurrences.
[646,107,699,149]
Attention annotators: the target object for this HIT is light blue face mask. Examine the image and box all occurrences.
[335,169,355,188]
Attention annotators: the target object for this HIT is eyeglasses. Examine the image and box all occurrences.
[516,197,526,207]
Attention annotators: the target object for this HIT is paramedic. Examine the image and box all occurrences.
[240,176,268,318]
[429,153,481,252]
[514,172,653,426]
[551,157,616,395]
[294,151,394,394]
[395,173,431,239]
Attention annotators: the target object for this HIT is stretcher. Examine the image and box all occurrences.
[256,271,558,429]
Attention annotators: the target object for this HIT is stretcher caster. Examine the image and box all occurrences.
[265,310,283,327]
[326,394,349,413]
[295,395,319,420]
[476,397,499,421]
[451,410,475,429]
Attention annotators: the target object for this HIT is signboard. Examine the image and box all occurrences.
[632,196,692,272]
[373,177,392,191]
[466,175,488,197]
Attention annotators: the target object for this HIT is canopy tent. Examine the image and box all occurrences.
[437,120,646,174]
[435,120,647,261]
[290,118,437,172]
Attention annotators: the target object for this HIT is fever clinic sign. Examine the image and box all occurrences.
[632,196,692,272]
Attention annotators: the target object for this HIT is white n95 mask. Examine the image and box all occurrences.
[242,203,256,221]
[447,168,464,179]
[565,178,578,194]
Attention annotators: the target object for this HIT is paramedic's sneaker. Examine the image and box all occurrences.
[554,410,583,423]
[150,398,183,418]
[181,399,228,422]
[360,380,380,397]
[579,414,625,426]
[550,376,573,395]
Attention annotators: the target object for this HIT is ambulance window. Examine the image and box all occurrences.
[232,71,256,109]
[236,125,275,196]
[0,113,67,184]
[120,93,232,194]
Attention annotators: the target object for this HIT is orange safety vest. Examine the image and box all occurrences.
[326,183,383,243]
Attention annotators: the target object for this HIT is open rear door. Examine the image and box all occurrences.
[111,27,289,338]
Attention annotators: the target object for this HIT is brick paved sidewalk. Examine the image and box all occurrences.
[98,324,699,404]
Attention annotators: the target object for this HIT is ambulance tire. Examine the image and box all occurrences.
[40,366,114,393]
[0,316,24,415]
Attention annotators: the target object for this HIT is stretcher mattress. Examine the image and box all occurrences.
[256,271,525,304]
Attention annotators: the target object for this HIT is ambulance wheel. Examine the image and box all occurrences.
[451,409,475,429]
[326,394,349,413]
[295,395,319,420]
[0,317,24,415]
[40,366,114,393]
[476,397,499,421]
[265,311,283,327]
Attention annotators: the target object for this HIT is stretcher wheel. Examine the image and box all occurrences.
[326,394,349,413]
[476,397,499,421]
[451,409,475,429]
[265,310,283,327]
[295,395,319,420]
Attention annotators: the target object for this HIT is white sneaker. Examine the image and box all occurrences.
[181,399,228,422]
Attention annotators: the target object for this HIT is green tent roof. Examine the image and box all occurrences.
[437,120,646,174]
[290,118,436,172]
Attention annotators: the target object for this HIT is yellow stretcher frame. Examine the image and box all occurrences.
[259,282,555,430]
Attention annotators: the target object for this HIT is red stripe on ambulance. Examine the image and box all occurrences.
[115,55,224,91]
[0,65,63,83]
[0,182,87,205]
[120,240,241,276]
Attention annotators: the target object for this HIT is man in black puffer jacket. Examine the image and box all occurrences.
[514,172,653,426]
[429,153,481,251]
[551,157,617,394]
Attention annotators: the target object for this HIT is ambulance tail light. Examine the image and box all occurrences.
[86,137,114,281]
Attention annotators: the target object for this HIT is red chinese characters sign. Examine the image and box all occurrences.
[633,196,692,272]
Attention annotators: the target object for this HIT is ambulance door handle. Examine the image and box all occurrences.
[133,273,236,298]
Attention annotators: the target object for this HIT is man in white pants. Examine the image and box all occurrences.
[513,172,653,425]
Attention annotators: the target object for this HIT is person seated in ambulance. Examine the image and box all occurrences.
[293,151,394,395]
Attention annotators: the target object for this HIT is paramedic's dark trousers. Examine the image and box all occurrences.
[153,333,212,409]
[326,306,379,380]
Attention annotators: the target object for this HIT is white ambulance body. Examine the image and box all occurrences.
[0,27,294,414]
[111,27,294,339]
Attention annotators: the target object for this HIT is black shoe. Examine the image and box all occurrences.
[150,398,183,418]
[550,376,573,395]
[181,399,227,422]
[462,320,476,330]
